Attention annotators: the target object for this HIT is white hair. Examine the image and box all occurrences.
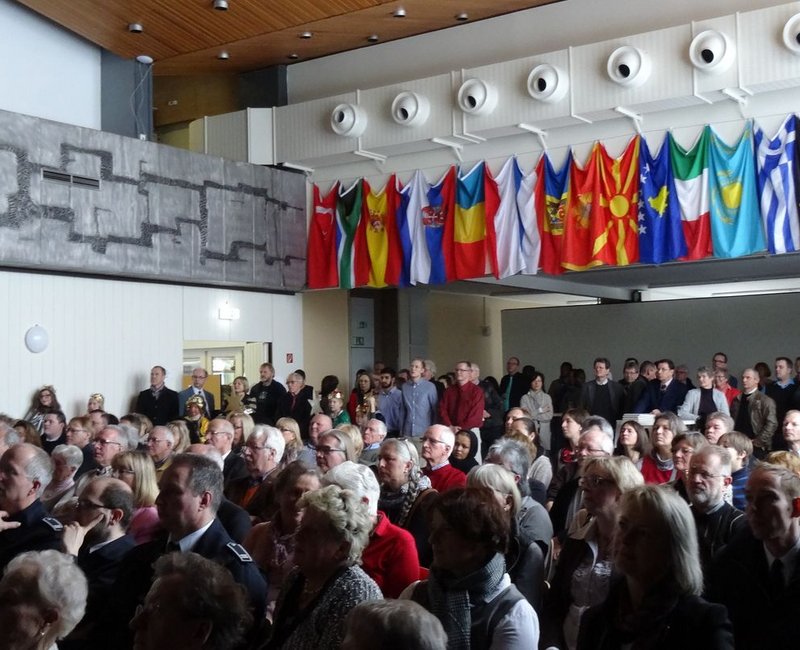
[51,444,84,469]
[251,424,285,463]
[323,460,380,517]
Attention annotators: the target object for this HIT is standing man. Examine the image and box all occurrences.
[581,357,624,425]
[249,362,286,425]
[420,425,466,492]
[178,368,215,417]
[135,366,179,426]
[276,373,312,436]
[377,368,403,437]
[400,358,438,438]
[712,351,738,388]
[620,360,647,414]
[634,358,689,415]
[500,356,526,411]
[766,356,799,449]
[439,361,484,433]
[731,368,778,459]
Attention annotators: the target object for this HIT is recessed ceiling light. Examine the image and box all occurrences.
[367,34,379,43]
[217,51,230,60]
[393,8,406,18]
[455,12,469,21]
[213,0,228,10]
[287,53,299,60]
[128,23,143,33]
[299,31,312,39]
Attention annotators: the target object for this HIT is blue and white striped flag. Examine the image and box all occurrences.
[754,115,800,254]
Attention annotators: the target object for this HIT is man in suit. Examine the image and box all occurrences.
[634,358,689,415]
[709,463,800,648]
[178,367,215,417]
[205,418,247,486]
[731,368,778,459]
[106,454,266,648]
[499,356,527,411]
[135,366,179,426]
[581,357,625,425]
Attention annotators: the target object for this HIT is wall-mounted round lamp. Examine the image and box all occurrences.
[526,63,569,103]
[25,324,49,353]
[456,78,497,115]
[391,91,430,127]
[607,45,651,88]
[783,13,800,55]
[330,103,368,137]
[689,29,735,74]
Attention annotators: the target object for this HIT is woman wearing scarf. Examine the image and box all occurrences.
[450,429,480,475]
[403,487,539,650]
[640,412,687,484]
[377,438,437,567]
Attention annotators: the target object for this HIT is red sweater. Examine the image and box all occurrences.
[640,454,677,485]
[439,381,484,429]
[423,463,467,493]
[361,512,419,598]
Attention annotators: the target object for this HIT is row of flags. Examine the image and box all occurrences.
[307,115,800,289]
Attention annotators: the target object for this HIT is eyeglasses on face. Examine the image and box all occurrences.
[421,436,446,445]
[95,439,122,447]
[579,475,615,489]
[315,446,345,455]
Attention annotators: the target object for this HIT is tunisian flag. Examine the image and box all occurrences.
[362,175,403,287]
[307,182,339,289]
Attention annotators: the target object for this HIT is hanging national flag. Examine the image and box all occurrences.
[562,145,603,271]
[536,152,572,275]
[335,179,369,289]
[307,182,340,289]
[754,114,800,255]
[517,162,541,275]
[638,137,687,264]
[488,158,525,278]
[425,167,456,284]
[707,123,766,258]
[453,162,497,279]
[594,137,641,266]
[397,171,424,286]
[362,176,403,287]
[669,129,712,260]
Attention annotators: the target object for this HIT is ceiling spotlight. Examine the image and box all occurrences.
[128,23,143,34]
[393,8,406,18]
[213,0,228,10]
[299,31,312,39]
[455,12,469,21]
[135,54,153,65]
[367,34,379,43]
[217,51,229,60]
[287,53,299,60]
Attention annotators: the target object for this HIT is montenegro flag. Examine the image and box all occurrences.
[536,152,572,276]
[453,162,499,280]
[562,146,603,272]
[594,137,641,266]
[362,176,403,288]
[307,182,340,289]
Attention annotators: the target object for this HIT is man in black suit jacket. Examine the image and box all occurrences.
[708,463,800,648]
[634,358,689,414]
[203,419,248,486]
[499,356,527,411]
[135,366,179,426]
[105,454,266,648]
[580,357,625,424]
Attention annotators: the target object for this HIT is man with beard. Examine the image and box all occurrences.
[61,477,135,649]
[685,446,745,572]
[377,368,403,437]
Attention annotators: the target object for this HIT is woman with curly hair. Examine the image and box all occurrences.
[24,385,61,434]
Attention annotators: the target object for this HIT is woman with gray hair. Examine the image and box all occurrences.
[576,485,733,649]
[0,549,88,649]
[377,438,437,567]
[266,484,382,649]
[41,444,82,511]
[343,599,447,650]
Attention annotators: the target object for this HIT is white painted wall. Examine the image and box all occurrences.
[0,270,302,420]
[0,0,101,129]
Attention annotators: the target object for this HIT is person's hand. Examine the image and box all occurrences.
[62,513,104,556]
[0,511,21,533]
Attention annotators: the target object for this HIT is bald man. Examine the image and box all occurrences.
[420,424,466,492]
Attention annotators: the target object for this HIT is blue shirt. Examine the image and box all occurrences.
[377,386,403,433]
[400,379,438,437]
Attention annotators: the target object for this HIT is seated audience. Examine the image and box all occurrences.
[316,428,357,474]
[360,418,388,467]
[13,419,42,448]
[145,425,176,482]
[507,416,553,489]
[184,395,210,444]
[547,408,589,508]
[343,599,447,650]
[226,424,286,522]
[166,419,191,454]
[421,425,467,492]
[640,411,686,484]
[111,450,161,544]
[40,410,67,455]
[577,485,733,649]
[227,411,255,453]
[267,484,382,649]
[782,409,800,456]
[613,420,650,470]
[449,428,480,475]
[41,444,82,512]
[718,431,753,510]
[670,431,707,502]
[205,418,247,487]
[677,366,729,429]
[65,416,99,478]
[275,417,305,467]
[704,411,734,444]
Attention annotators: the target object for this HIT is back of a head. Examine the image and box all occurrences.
[323,460,380,517]
[345,599,447,650]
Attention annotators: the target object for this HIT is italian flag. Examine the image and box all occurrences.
[669,128,712,260]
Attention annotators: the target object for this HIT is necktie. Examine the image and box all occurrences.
[660,384,667,393]
[770,558,785,595]
[166,541,181,553]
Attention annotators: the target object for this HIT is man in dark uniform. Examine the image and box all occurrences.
[0,443,63,571]
[134,365,179,426]
[105,453,266,648]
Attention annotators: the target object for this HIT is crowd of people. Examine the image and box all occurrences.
[1,352,800,649]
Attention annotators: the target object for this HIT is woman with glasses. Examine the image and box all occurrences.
[111,450,161,544]
[315,429,356,474]
[541,456,643,650]
[228,411,255,453]
[24,385,61,434]
[377,438,437,567]
[275,417,309,468]
[166,419,191,454]
[670,431,707,502]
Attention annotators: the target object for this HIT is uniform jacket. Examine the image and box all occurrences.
[0,499,63,572]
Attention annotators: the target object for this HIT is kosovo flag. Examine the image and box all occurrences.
[536,152,572,275]
[307,182,340,289]
[708,123,766,258]
[638,136,687,264]
[453,162,498,279]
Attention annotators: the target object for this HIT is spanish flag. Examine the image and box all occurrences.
[536,152,572,275]
[362,176,402,288]
[453,162,499,279]
[562,147,603,272]
[307,182,340,289]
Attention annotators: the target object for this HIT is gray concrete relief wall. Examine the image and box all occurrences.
[0,109,306,291]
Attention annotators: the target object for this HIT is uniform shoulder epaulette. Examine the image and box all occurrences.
[226,542,253,562]
[42,517,63,531]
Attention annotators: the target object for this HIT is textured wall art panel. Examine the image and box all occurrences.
[0,109,306,291]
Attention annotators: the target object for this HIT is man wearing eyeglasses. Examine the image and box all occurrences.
[66,416,99,479]
[420,425,466,493]
[75,425,132,497]
[439,361,484,434]
[146,426,175,482]
[224,425,285,523]
[206,419,247,487]
[0,444,63,572]
[178,368,216,418]
[685,445,745,571]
